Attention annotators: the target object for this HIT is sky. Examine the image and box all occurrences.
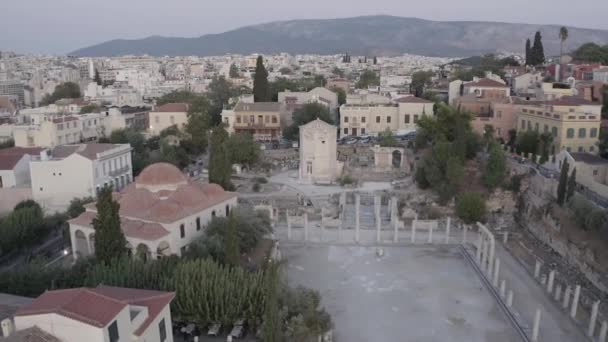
[3,0,608,54]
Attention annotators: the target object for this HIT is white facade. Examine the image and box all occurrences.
[0,154,32,188]
[299,119,339,184]
[30,144,132,210]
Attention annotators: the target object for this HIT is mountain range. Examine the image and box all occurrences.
[70,15,608,58]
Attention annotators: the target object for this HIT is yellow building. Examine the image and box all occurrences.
[222,102,281,142]
[149,103,189,136]
[516,97,602,154]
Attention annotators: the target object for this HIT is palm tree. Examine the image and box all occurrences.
[559,27,569,62]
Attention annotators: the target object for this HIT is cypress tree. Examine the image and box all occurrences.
[224,214,239,267]
[531,31,545,66]
[556,160,569,206]
[94,70,102,85]
[262,262,281,342]
[253,56,269,102]
[208,125,233,190]
[525,39,531,66]
[566,168,577,202]
[373,56,378,65]
[93,186,127,263]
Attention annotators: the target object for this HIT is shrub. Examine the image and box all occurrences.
[252,183,261,192]
[339,175,355,186]
[254,177,268,184]
[507,175,523,193]
[569,196,607,231]
[455,192,487,224]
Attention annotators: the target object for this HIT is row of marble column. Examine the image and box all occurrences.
[534,260,606,340]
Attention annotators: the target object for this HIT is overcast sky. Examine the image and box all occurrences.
[3,0,608,54]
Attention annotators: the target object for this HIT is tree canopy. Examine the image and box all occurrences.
[283,103,334,141]
[41,82,81,106]
[571,43,608,64]
[410,71,433,97]
[93,186,127,263]
[208,126,233,190]
[253,56,270,102]
[483,142,507,190]
[226,132,260,166]
[356,70,379,89]
[530,31,546,66]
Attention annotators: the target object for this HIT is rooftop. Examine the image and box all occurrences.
[570,152,608,165]
[393,96,432,104]
[47,143,128,161]
[465,78,508,88]
[0,147,45,170]
[153,103,190,113]
[234,102,281,112]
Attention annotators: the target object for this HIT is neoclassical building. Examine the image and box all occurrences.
[69,163,238,260]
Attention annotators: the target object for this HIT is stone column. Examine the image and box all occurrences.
[393,218,399,243]
[428,222,434,244]
[481,238,488,273]
[588,300,600,337]
[547,270,555,294]
[287,212,292,240]
[445,217,451,244]
[355,194,360,243]
[476,232,483,263]
[488,234,495,276]
[392,196,398,223]
[532,309,541,342]
[598,321,607,342]
[492,258,500,288]
[570,285,581,319]
[506,290,513,308]
[320,208,325,243]
[554,285,562,302]
[411,219,417,243]
[500,280,506,298]
[304,213,309,242]
[503,232,509,244]
[462,224,468,244]
[563,286,571,310]
[534,260,542,279]
[375,196,381,243]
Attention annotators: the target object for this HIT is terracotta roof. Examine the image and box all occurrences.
[14,288,126,328]
[51,144,126,160]
[570,152,608,165]
[93,286,175,336]
[234,102,280,112]
[0,147,44,170]
[136,163,187,187]
[153,103,189,113]
[465,78,508,88]
[545,96,599,106]
[69,210,170,241]
[394,96,432,104]
[0,326,60,342]
[14,287,174,336]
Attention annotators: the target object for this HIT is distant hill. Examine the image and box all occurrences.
[70,15,608,58]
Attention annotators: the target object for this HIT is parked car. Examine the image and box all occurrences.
[230,319,246,338]
[207,323,222,336]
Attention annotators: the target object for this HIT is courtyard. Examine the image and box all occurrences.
[283,244,522,342]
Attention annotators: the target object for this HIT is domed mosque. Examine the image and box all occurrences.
[68,163,237,260]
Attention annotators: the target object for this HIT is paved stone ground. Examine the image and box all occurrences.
[283,244,522,342]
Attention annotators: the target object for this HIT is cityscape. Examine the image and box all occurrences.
[1,4,608,342]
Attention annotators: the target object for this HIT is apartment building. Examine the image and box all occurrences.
[13,116,82,148]
[536,82,575,101]
[11,286,174,342]
[0,80,25,106]
[149,103,189,135]
[30,143,133,209]
[222,102,281,142]
[69,163,237,260]
[449,77,510,104]
[0,147,44,188]
[516,96,602,154]
[339,96,433,137]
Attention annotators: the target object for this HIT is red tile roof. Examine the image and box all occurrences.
[465,78,508,88]
[0,147,44,170]
[545,96,599,106]
[153,103,190,113]
[51,144,126,160]
[69,210,170,241]
[136,163,187,186]
[394,96,432,104]
[15,288,126,328]
[15,286,174,336]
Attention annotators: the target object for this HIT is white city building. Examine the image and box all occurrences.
[30,143,133,210]
[69,163,238,260]
[12,286,175,342]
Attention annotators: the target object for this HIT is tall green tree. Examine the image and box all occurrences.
[229,63,240,78]
[41,82,82,105]
[94,70,102,86]
[559,27,569,62]
[410,71,433,97]
[185,97,211,154]
[483,142,507,190]
[566,167,577,202]
[224,214,239,267]
[283,103,333,141]
[253,56,270,102]
[531,31,545,66]
[262,262,281,342]
[226,133,260,166]
[356,70,379,89]
[556,160,569,206]
[208,126,233,190]
[331,86,346,105]
[525,39,531,66]
[93,186,127,263]
[539,132,554,164]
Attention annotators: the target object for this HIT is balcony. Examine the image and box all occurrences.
[109,166,130,177]
[233,122,280,129]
